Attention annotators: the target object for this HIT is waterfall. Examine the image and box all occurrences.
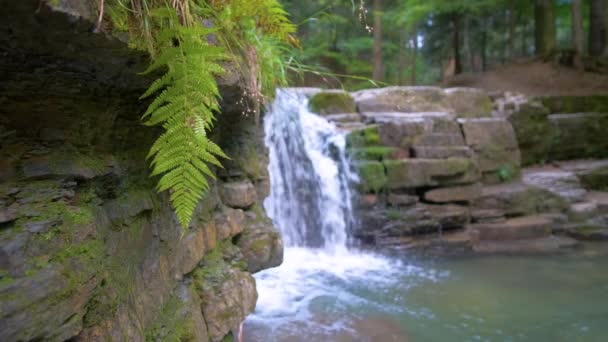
[245,89,400,334]
[264,89,356,249]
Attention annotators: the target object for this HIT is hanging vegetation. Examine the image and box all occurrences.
[99,0,297,227]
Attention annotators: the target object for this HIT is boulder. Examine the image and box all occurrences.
[380,203,469,237]
[375,119,429,147]
[424,183,482,203]
[459,118,521,174]
[0,206,19,224]
[546,113,608,161]
[507,102,554,166]
[385,158,480,189]
[220,181,257,209]
[308,91,356,115]
[473,182,568,217]
[236,220,283,273]
[443,88,493,118]
[197,268,257,342]
[214,208,246,241]
[353,86,445,113]
[176,227,210,276]
[522,170,587,203]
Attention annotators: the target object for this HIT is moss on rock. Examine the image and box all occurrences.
[308,91,356,115]
[348,146,397,162]
[539,95,608,113]
[346,125,381,148]
[354,161,387,193]
[580,167,608,191]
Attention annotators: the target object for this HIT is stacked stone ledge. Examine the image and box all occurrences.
[307,87,608,254]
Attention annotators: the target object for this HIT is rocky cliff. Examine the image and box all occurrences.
[0,1,282,341]
[308,86,608,254]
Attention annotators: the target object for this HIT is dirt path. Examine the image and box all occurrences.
[443,60,608,96]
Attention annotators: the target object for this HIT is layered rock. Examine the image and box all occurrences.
[311,86,608,254]
[0,1,282,341]
[505,95,608,165]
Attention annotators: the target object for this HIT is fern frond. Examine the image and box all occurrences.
[142,19,228,228]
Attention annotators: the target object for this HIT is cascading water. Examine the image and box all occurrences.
[244,89,437,339]
[263,89,356,249]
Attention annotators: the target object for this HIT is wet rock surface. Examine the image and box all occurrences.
[0,1,283,341]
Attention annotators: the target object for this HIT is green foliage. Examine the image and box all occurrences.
[195,0,297,104]
[497,164,518,182]
[101,1,297,227]
[141,15,228,228]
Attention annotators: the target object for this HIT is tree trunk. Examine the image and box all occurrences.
[572,0,584,70]
[411,29,418,85]
[464,18,474,72]
[590,0,607,56]
[481,19,487,72]
[452,14,463,75]
[521,21,529,57]
[398,29,406,85]
[508,1,516,59]
[372,0,383,81]
[534,0,556,57]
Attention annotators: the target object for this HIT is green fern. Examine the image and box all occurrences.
[141,22,228,228]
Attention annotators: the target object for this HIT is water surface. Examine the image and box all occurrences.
[245,244,608,342]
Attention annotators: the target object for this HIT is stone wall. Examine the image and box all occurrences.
[309,87,608,254]
[0,1,281,341]
[501,94,608,165]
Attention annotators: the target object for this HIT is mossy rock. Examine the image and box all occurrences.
[546,113,608,161]
[507,102,554,166]
[308,91,356,115]
[539,95,608,113]
[346,125,381,148]
[348,146,396,162]
[443,88,493,118]
[354,161,387,193]
[580,167,608,191]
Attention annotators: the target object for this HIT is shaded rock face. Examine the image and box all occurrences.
[311,86,607,254]
[0,1,282,341]
[505,95,608,165]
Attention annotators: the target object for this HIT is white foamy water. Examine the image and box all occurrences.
[263,89,356,249]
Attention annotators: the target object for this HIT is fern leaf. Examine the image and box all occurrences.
[142,20,228,228]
